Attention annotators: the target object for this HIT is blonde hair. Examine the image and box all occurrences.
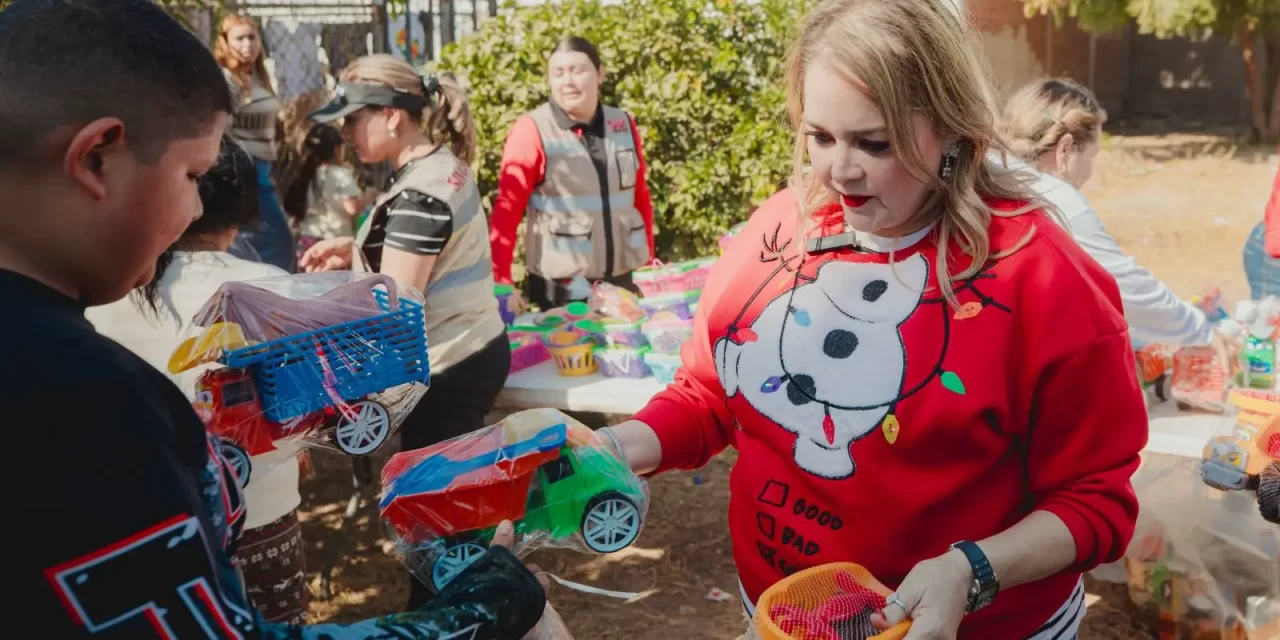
[785,0,1046,306]
[1000,78,1106,163]
[215,15,274,97]
[341,54,476,164]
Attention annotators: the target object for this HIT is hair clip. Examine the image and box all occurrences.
[420,73,442,96]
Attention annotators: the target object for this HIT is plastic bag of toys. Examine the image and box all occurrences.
[167,272,429,488]
[1125,453,1279,640]
[751,562,912,640]
[380,408,650,593]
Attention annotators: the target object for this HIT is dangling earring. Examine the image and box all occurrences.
[940,143,961,179]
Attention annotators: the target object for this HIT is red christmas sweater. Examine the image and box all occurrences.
[632,190,1147,639]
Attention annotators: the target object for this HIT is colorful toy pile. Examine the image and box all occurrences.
[167,273,430,487]
[752,562,911,640]
[498,257,718,383]
[379,408,649,592]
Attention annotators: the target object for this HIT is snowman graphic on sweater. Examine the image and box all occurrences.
[715,254,928,479]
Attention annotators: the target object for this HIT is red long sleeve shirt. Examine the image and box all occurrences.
[488,111,655,285]
[632,190,1146,639]
[1264,159,1280,259]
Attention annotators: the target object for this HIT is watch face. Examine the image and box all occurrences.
[972,582,998,611]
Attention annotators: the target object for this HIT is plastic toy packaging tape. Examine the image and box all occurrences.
[167,272,429,487]
[1124,453,1279,640]
[751,563,911,640]
[379,408,650,593]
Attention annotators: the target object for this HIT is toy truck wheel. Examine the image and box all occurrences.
[333,400,390,456]
[217,440,252,489]
[431,541,487,591]
[1259,463,1280,525]
[581,491,642,554]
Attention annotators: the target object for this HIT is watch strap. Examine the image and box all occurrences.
[951,540,999,612]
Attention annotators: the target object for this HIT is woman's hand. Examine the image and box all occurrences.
[300,236,355,272]
[871,549,972,640]
[596,420,663,475]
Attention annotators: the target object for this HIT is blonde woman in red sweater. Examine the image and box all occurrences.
[595,1,1146,638]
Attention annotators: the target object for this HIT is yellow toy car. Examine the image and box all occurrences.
[1201,389,1280,524]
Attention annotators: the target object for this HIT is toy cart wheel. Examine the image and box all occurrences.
[431,541,487,591]
[333,400,390,456]
[1259,463,1280,525]
[581,491,642,553]
[217,440,252,489]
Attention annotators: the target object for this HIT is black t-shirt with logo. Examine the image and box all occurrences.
[5,269,544,639]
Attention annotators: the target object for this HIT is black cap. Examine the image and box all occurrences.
[308,82,430,123]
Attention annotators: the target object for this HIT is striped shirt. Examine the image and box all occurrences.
[360,188,454,271]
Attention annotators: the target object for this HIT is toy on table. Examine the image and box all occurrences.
[595,345,651,378]
[508,331,550,375]
[640,290,700,321]
[168,273,429,487]
[753,563,911,640]
[380,408,649,591]
[544,329,598,376]
[590,282,645,323]
[1170,345,1232,413]
[1136,344,1175,403]
[644,351,682,385]
[1201,389,1280,523]
[633,258,713,298]
[642,313,694,354]
[586,317,647,349]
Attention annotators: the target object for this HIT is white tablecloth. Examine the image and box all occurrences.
[497,366,1224,459]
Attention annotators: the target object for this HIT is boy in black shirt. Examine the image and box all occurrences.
[2,1,545,638]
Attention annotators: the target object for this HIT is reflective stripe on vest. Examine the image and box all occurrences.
[525,103,648,280]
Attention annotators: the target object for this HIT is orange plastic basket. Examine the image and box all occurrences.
[754,563,911,640]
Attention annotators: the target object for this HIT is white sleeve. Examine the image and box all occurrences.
[1047,180,1213,347]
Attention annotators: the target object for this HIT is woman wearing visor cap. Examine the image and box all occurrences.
[303,57,511,608]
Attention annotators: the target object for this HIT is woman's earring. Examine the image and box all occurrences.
[940,143,961,179]
[388,127,398,139]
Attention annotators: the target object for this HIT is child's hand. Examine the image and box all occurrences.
[300,237,355,272]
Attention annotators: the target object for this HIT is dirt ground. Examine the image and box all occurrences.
[297,134,1279,639]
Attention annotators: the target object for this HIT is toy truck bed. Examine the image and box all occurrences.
[381,424,568,543]
[223,290,428,423]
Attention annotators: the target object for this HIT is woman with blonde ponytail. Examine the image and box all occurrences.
[599,2,1146,638]
[995,78,1214,348]
[303,56,512,607]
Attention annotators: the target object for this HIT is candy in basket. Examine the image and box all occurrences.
[167,272,429,487]
[379,408,649,592]
[753,563,911,640]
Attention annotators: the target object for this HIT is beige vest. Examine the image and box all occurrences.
[525,104,649,280]
[356,148,504,373]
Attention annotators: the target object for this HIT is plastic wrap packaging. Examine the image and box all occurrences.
[1171,345,1233,413]
[751,563,911,640]
[1125,451,1279,640]
[1200,389,1280,522]
[167,272,429,487]
[379,408,650,593]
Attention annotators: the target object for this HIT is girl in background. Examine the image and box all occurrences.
[216,14,296,273]
[998,78,1214,347]
[284,123,377,261]
[87,136,307,624]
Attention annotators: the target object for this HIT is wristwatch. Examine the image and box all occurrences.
[950,540,999,614]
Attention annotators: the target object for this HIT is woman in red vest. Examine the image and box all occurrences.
[488,36,655,311]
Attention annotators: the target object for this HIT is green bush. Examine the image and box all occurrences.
[437,0,811,260]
